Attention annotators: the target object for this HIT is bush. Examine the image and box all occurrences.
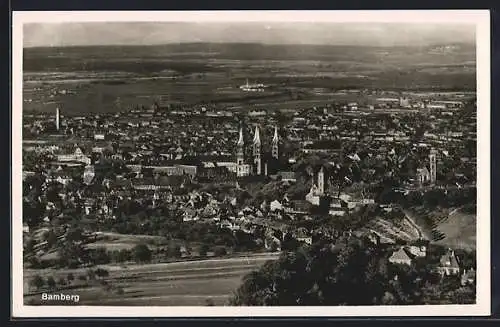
[199,244,209,257]
[86,269,96,280]
[133,244,152,263]
[46,276,56,289]
[78,274,87,281]
[58,277,67,286]
[67,272,75,284]
[166,245,181,259]
[214,246,227,257]
[95,268,110,279]
[29,274,45,290]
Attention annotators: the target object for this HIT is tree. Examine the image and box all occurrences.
[86,269,96,281]
[214,246,227,257]
[67,273,75,284]
[167,245,182,259]
[199,244,209,257]
[46,276,56,290]
[90,247,111,265]
[29,274,45,291]
[133,244,152,263]
[95,268,110,279]
[230,239,418,306]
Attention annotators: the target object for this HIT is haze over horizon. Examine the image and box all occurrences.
[23,22,476,48]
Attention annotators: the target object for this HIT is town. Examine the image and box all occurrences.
[22,90,477,305]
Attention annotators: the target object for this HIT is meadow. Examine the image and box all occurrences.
[23,43,476,114]
[24,253,279,306]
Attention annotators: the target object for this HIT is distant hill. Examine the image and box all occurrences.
[24,42,476,71]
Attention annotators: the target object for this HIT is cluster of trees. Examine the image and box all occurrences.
[28,268,110,293]
[230,238,475,306]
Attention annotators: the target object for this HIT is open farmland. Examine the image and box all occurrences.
[434,209,476,251]
[24,253,279,306]
[23,43,476,114]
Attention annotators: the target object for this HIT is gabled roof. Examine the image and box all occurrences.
[389,247,412,262]
[440,250,460,268]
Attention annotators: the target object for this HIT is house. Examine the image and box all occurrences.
[277,171,297,183]
[407,245,427,258]
[461,268,476,286]
[388,247,413,266]
[437,249,461,276]
[270,200,283,212]
[416,167,431,185]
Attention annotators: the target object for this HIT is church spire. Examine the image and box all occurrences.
[252,125,262,175]
[272,126,279,160]
[237,127,244,146]
[253,125,261,145]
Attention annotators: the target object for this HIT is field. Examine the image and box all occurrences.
[24,253,279,306]
[407,207,476,251]
[434,209,476,251]
[23,43,476,114]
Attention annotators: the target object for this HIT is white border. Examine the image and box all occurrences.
[12,10,491,318]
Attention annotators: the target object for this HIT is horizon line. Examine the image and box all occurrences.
[23,40,476,49]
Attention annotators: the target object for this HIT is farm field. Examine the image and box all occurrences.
[434,209,476,251]
[24,253,279,306]
[23,43,476,114]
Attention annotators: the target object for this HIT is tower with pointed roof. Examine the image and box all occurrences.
[55,107,60,131]
[272,126,279,160]
[236,127,250,177]
[317,166,325,195]
[429,148,437,184]
[253,125,262,175]
[236,127,245,166]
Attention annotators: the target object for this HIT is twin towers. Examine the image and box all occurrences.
[236,125,279,177]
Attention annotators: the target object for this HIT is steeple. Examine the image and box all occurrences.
[272,126,279,143]
[236,127,244,165]
[237,127,244,146]
[253,125,261,145]
[272,126,279,159]
[253,125,262,175]
[317,166,325,195]
[56,107,60,131]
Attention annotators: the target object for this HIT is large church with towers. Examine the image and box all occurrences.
[235,125,281,177]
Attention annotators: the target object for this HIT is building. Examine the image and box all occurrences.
[83,165,95,185]
[235,125,280,177]
[416,167,431,185]
[236,128,251,177]
[429,149,437,184]
[461,268,476,286]
[416,148,438,186]
[57,145,91,165]
[55,107,60,131]
[437,249,461,276]
[305,166,328,206]
[388,247,413,266]
[240,79,265,92]
[407,245,427,258]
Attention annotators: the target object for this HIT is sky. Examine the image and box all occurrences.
[23,22,476,48]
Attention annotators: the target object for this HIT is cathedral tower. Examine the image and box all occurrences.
[253,125,262,175]
[429,149,437,184]
[317,166,325,195]
[272,126,279,159]
[236,127,245,166]
[56,107,60,131]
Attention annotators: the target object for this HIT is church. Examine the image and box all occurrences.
[235,125,280,177]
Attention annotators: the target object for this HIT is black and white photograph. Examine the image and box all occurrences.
[11,10,490,317]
